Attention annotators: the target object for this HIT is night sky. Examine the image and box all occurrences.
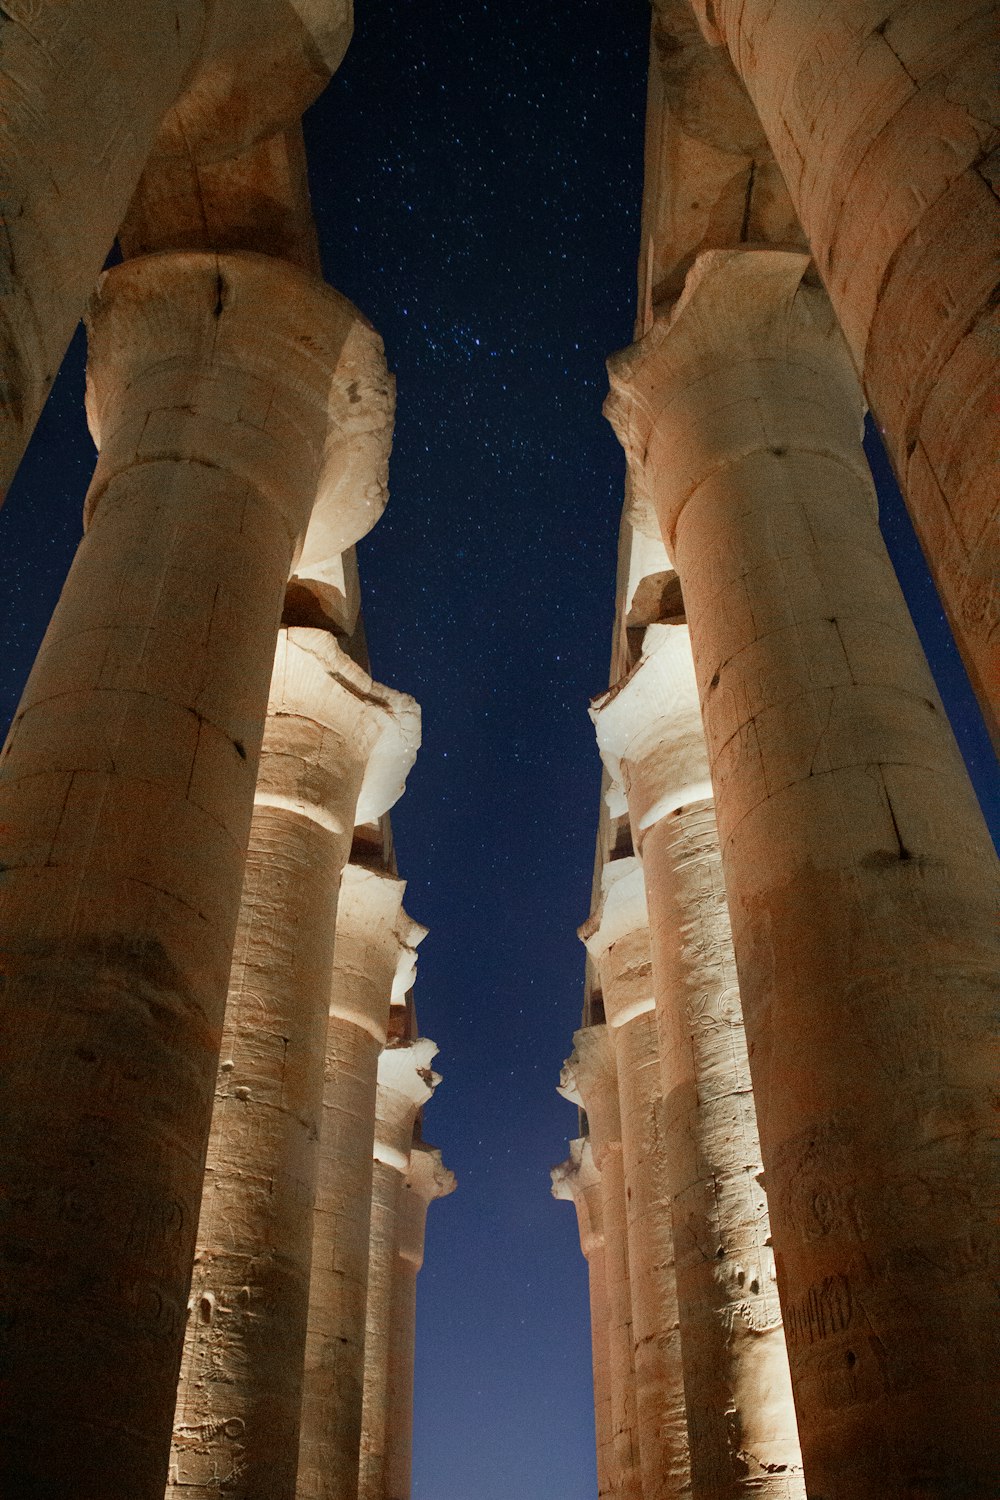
[1,4,997,1497]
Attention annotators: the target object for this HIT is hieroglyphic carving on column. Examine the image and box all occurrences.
[359,1040,442,1500]
[592,625,803,1499]
[384,1144,457,1500]
[0,250,392,1496]
[552,1139,615,1500]
[298,865,427,1500]
[169,631,419,1500]
[606,245,1000,1498]
[677,0,1000,743]
[560,1028,643,1500]
[579,861,691,1500]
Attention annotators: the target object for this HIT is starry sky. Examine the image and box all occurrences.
[0,4,997,1498]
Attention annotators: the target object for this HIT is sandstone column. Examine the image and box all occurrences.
[169,633,419,1499]
[579,866,691,1500]
[685,0,1000,741]
[592,628,804,1499]
[0,0,355,497]
[298,864,427,1500]
[560,1028,642,1500]
[0,250,391,1497]
[551,1139,615,1500]
[606,246,1000,1497]
[359,1040,442,1500]
[384,1144,457,1500]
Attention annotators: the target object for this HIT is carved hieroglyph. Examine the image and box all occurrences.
[169,632,419,1500]
[0,250,391,1496]
[607,246,1000,1498]
[560,1027,643,1500]
[298,865,427,1500]
[592,631,803,1499]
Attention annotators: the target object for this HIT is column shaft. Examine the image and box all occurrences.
[0,252,388,1496]
[300,1017,382,1499]
[608,247,1000,1497]
[700,0,1000,742]
[614,1011,691,1500]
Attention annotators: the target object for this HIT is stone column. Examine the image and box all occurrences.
[560,1028,642,1500]
[298,865,427,1500]
[606,246,1000,1497]
[359,1040,442,1500]
[685,0,1000,742]
[579,866,691,1500]
[384,1144,457,1500]
[0,250,391,1497]
[551,1139,615,1500]
[168,633,419,1499]
[0,0,355,498]
[592,628,804,1499]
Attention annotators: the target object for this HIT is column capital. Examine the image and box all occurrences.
[85,251,394,554]
[254,629,420,830]
[551,1137,605,1260]
[559,1026,620,1160]
[605,248,868,556]
[374,1039,441,1167]
[578,860,655,1030]
[330,864,427,1042]
[591,623,711,843]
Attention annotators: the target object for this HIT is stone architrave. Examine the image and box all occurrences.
[606,245,1000,1498]
[682,0,1000,743]
[592,629,804,1499]
[0,0,355,500]
[169,631,419,1500]
[579,865,691,1500]
[298,866,427,1500]
[0,250,391,1497]
[359,1040,442,1500]
[551,1140,615,1500]
[384,1144,457,1500]
[560,1028,642,1500]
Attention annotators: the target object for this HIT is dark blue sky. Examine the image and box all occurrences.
[0,4,996,1497]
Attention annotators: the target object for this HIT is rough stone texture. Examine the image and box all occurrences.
[607,246,1000,1497]
[0,250,388,1497]
[384,1144,457,1500]
[580,864,691,1500]
[168,632,419,1499]
[0,0,210,497]
[298,864,426,1500]
[687,0,1000,745]
[560,1027,643,1500]
[359,1040,441,1500]
[593,630,803,1499]
[552,1140,615,1500]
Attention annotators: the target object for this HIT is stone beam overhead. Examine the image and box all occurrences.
[683,0,1000,744]
[551,1141,614,1500]
[605,245,1000,1497]
[169,632,419,1500]
[0,249,390,1495]
[591,634,804,1498]
[299,866,427,1500]
[0,1,356,501]
[384,1144,457,1500]
[639,0,806,318]
[359,1041,442,1500]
